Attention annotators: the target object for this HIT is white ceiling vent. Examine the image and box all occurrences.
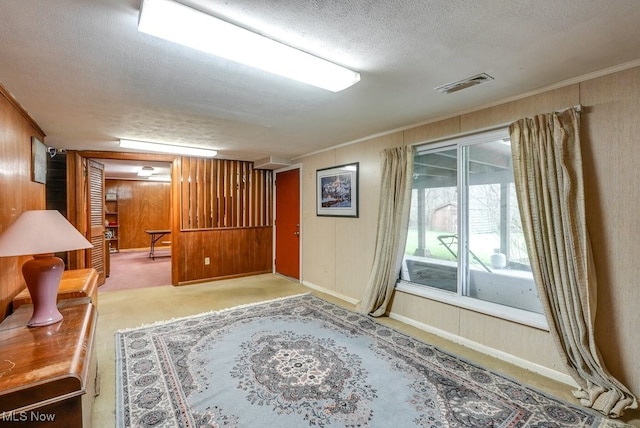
[254,156,291,170]
[435,73,494,94]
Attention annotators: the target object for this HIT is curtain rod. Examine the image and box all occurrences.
[410,104,584,148]
[554,104,583,114]
[567,104,582,113]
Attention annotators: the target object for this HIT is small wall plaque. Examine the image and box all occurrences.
[31,136,47,184]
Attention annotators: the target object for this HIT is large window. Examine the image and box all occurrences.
[399,129,545,327]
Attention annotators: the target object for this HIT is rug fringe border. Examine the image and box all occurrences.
[115,292,311,334]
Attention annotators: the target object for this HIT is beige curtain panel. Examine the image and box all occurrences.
[509,107,637,418]
[357,146,413,316]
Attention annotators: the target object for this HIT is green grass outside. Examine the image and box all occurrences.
[405,229,500,265]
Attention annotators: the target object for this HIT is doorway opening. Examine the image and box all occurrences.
[64,152,177,291]
[99,158,173,291]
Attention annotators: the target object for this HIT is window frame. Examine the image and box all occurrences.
[397,128,548,330]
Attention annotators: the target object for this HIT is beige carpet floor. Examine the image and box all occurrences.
[93,275,639,427]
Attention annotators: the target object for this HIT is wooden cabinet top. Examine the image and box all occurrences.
[13,268,98,310]
[0,300,97,413]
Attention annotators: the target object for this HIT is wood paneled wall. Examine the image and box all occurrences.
[106,179,171,249]
[178,227,272,282]
[70,155,274,285]
[0,84,46,321]
[175,157,273,284]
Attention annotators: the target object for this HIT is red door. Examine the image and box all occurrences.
[275,168,300,279]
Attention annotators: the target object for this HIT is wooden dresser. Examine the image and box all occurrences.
[0,272,98,427]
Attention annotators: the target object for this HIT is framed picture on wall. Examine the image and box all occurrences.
[316,162,359,217]
[31,136,47,184]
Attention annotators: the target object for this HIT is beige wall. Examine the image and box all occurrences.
[580,67,640,394]
[301,132,403,301]
[299,66,640,398]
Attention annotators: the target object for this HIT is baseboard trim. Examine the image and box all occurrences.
[301,280,577,388]
[178,270,272,286]
[387,311,579,388]
[301,281,359,306]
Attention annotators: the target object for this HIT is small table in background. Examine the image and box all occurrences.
[145,229,170,260]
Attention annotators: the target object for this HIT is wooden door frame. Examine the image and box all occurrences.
[273,164,302,281]
[66,151,180,285]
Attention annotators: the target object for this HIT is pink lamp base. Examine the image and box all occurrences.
[21,254,64,327]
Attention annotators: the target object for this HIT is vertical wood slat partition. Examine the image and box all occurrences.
[180,158,272,230]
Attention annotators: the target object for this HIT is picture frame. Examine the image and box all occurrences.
[316,162,359,217]
[31,136,47,184]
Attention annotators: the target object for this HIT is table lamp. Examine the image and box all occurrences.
[0,210,93,327]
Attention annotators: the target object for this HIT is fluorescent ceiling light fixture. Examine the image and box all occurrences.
[147,175,171,182]
[137,166,155,177]
[138,0,360,92]
[120,139,217,158]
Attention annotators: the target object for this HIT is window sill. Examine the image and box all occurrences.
[395,280,549,331]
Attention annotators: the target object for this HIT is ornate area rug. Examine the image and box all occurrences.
[115,294,617,427]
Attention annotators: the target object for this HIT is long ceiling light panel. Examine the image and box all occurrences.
[120,139,218,157]
[138,0,360,92]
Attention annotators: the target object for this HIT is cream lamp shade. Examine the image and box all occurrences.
[0,210,92,256]
[0,210,93,327]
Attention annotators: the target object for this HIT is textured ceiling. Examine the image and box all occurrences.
[1,0,640,177]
